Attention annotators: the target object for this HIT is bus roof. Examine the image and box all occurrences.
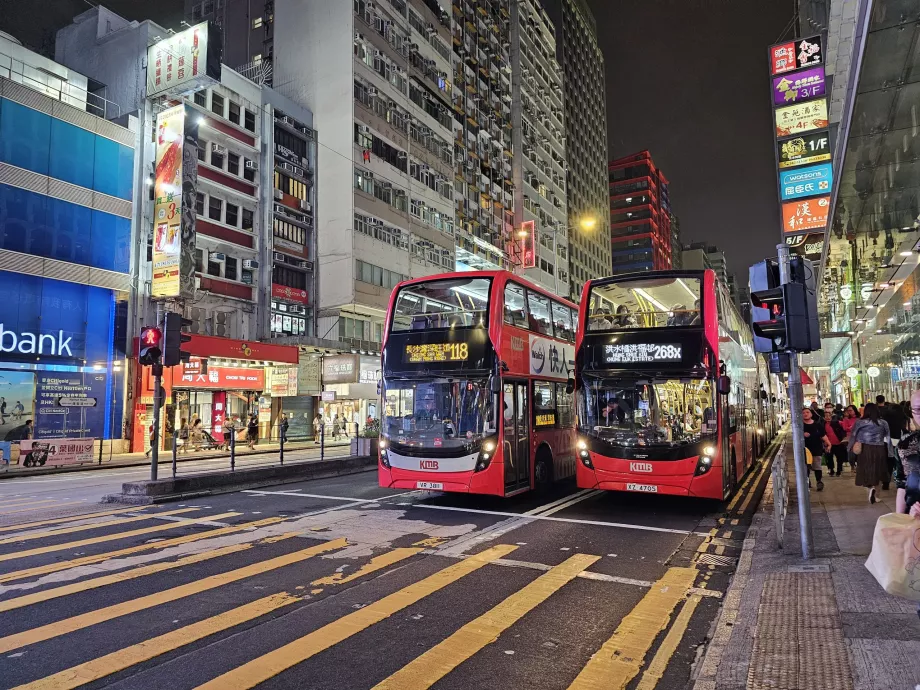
[586,269,711,289]
[391,270,577,308]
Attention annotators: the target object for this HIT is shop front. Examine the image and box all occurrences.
[132,334,298,451]
[321,354,380,436]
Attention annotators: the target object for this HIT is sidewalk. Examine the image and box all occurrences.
[0,437,355,478]
[694,440,920,690]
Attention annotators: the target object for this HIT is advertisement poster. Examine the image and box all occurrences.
[782,196,830,235]
[775,99,829,138]
[770,36,823,74]
[269,367,298,397]
[519,220,536,269]
[152,104,199,299]
[20,438,94,467]
[777,131,831,168]
[785,232,826,262]
[35,372,107,439]
[210,391,226,444]
[0,370,35,434]
[146,22,221,97]
[779,163,833,201]
[258,396,272,424]
[772,66,826,105]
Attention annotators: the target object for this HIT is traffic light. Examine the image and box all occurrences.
[749,260,780,353]
[163,312,193,367]
[138,326,162,366]
[749,258,821,354]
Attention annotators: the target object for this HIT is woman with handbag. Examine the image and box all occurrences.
[802,407,831,491]
[847,402,892,504]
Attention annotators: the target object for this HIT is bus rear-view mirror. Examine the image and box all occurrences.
[565,378,575,395]
[718,375,731,395]
[489,374,501,394]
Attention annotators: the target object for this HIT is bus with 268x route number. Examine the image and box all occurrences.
[574,269,766,500]
[378,270,579,496]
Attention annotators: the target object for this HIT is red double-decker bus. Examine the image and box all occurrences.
[574,269,769,499]
[378,271,579,496]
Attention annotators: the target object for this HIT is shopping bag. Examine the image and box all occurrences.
[864,513,920,602]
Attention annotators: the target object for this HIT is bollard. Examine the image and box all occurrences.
[98,438,103,466]
[230,431,236,472]
[172,429,177,478]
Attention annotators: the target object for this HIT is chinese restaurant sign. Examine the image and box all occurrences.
[782,197,830,235]
[146,22,221,97]
[770,36,823,75]
[775,99,829,138]
[772,66,826,105]
[779,163,833,201]
[178,365,265,390]
[777,131,831,168]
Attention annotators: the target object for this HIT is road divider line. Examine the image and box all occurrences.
[373,553,600,690]
[0,506,153,535]
[310,547,423,587]
[537,490,603,517]
[568,567,698,690]
[0,512,242,564]
[191,544,519,690]
[0,537,347,655]
[523,489,595,515]
[0,498,50,509]
[10,592,301,690]
[634,594,703,690]
[0,508,199,545]
[0,516,284,584]
[0,500,84,516]
[0,536,294,612]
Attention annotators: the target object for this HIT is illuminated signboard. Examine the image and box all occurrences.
[770,36,823,75]
[405,342,470,363]
[775,99,829,138]
[604,343,682,364]
[772,66,826,105]
[519,220,536,269]
[146,22,221,97]
[779,163,833,201]
[778,131,831,169]
[782,196,830,235]
[535,413,556,426]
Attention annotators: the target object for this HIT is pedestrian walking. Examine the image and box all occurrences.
[332,414,341,441]
[145,423,155,457]
[893,389,920,622]
[190,418,204,452]
[802,407,831,491]
[841,404,860,468]
[848,402,892,504]
[247,414,259,449]
[279,415,289,444]
[313,413,323,444]
[878,394,907,490]
[823,409,848,476]
[177,418,189,454]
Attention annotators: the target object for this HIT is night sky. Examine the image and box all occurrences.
[8,0,795,280]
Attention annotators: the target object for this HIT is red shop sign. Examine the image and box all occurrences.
[272,284,309,304]
[176,365,265,390]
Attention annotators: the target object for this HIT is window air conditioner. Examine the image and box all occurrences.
[273,252,285,261]
[300,200,312,212]
[210,252,226,262]
[243,259,259,269]
[245,160,257,169]
[211,143,227,154]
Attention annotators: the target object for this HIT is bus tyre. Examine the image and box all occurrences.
[534,448,553,493]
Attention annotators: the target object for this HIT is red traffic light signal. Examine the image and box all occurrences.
[139,326,162,366]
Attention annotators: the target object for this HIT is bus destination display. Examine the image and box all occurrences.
[405,342,470,363]
[604,343,682,364]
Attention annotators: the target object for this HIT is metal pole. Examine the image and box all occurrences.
[150,363,162,482]
[320,421,325,462]
[171,424,178,478]
[98,437,103,465]
[230,429,236,472]
[777,242,814,559]
[279,423,284,466]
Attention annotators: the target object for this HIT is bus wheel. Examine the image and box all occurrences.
[534,448,553,493]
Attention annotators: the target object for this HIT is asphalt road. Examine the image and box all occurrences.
[0,445,775,690]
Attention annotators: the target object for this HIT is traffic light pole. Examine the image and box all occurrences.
[777,242,814,559]
[150,363,163,481]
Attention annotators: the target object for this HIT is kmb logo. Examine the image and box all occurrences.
[629,462,653,473]
[420,460,439,470]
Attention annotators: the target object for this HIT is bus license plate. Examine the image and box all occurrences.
[626,483,658,493]
[417,481,443,490]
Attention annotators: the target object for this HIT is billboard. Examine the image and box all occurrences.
[775,99,829,138]
[777,131,831,168]
[146,22,222,98]
[519,220,536,269]
[772,66,826,105]
[770,36,823,75]
[782,196,830,235]
[779,163,833,201]
[152,104,199,299]
[785,232,826,262]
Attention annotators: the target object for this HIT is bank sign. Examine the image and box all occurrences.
[779,163,833,200]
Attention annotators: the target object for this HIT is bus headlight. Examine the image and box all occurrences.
[694,455,712,476]
[703,445,715,456]
[475,437,498,473]
[379,448,391,469]
[577,439,592,468]
[757,428,764,435]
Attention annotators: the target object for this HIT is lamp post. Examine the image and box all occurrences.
[518,216,598,297]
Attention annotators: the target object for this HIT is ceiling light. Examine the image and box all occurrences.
[900,250,914,256]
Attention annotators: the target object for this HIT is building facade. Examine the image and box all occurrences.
[0,31,137,455]
[608,151,673,274]
[511,0,568,296]
[553,0,610,297]
[670,213,682,269]
[682,242,729,289]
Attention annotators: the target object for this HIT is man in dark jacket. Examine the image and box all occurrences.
[878,394,906,490]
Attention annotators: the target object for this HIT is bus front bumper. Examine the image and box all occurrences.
[378,456,505,496]
[576,454,724,499]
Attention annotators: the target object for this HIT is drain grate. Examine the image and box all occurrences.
[696,552,738,568]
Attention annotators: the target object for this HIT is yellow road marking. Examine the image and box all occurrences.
[0,537,346,654]
[714,545,725,556]
[0,512,241,564]
[412,537,448,548]
[568,567,698,690]
[0,498,54,509]
[373,553,599,690]
[311,548,423,587]
[0,506,153,535]
[738,462,768,515]
[192,544,519,690]
[731,518,739,526]
[11,592,301,690]
[634,595,703,690]
[720,530,733,539]
[0,508,199,544]
[0,501,85,516]
[0,516,284,584]
[0,534,298,613]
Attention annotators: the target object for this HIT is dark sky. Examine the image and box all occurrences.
[11,0,794,279]
[587,0,795,278]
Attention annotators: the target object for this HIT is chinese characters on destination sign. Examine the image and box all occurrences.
[604,343,682,364]
[405,342,470,363]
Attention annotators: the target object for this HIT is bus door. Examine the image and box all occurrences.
[502,381,530,492]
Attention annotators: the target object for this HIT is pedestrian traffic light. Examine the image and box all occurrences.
[749,257,821,353]
[138,326,162,366]
[163,312,193,367]
[749,260,781,353]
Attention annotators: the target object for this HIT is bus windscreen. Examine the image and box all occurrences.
[391,277,491,332]
[587,277,701,331]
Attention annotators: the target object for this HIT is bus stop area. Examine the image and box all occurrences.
[693,437,920,690]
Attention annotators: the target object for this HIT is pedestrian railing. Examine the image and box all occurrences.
[772,444,789,548]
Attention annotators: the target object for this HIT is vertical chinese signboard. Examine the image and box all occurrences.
[519,220,536,269]
[768,35,832,240]
[152,104,199,299]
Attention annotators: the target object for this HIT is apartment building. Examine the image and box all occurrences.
[511,0,568,296]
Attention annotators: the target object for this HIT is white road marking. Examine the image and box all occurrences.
[535,490,603,517]
[523,489,596,515]
[152,514,232,527]
[243,489,420,503]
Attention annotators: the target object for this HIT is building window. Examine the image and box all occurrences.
[225,257,238,281]
[228,102,240,125]
[203,0,213,13]
[225,202,239,227]
[195,192,205,216]
[243,159,256,182]
[192,3,203,20]
[194,90,207,107]
[274,217,307,245]
[227,151,240,176]
[195,248,204,272]
[208,197,222,222]
[207,257,222,277]
[242,208,254,231]
[198,141,207,161]
[210,145,224,169]
[244,109,256,132]
[252,17,263,28]
[210,92,224,117]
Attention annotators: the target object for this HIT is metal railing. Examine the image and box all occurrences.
[772,444,789,548]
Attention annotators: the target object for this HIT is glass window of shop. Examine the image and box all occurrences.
[271,300,309,336]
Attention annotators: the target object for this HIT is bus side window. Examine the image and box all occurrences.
[556,382,574,428]
[533,382,556,428]
[504,283,528,329]
[527,291,553,336]
[551,300,573,341]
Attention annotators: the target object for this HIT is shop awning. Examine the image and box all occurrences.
[181,334,299,365]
